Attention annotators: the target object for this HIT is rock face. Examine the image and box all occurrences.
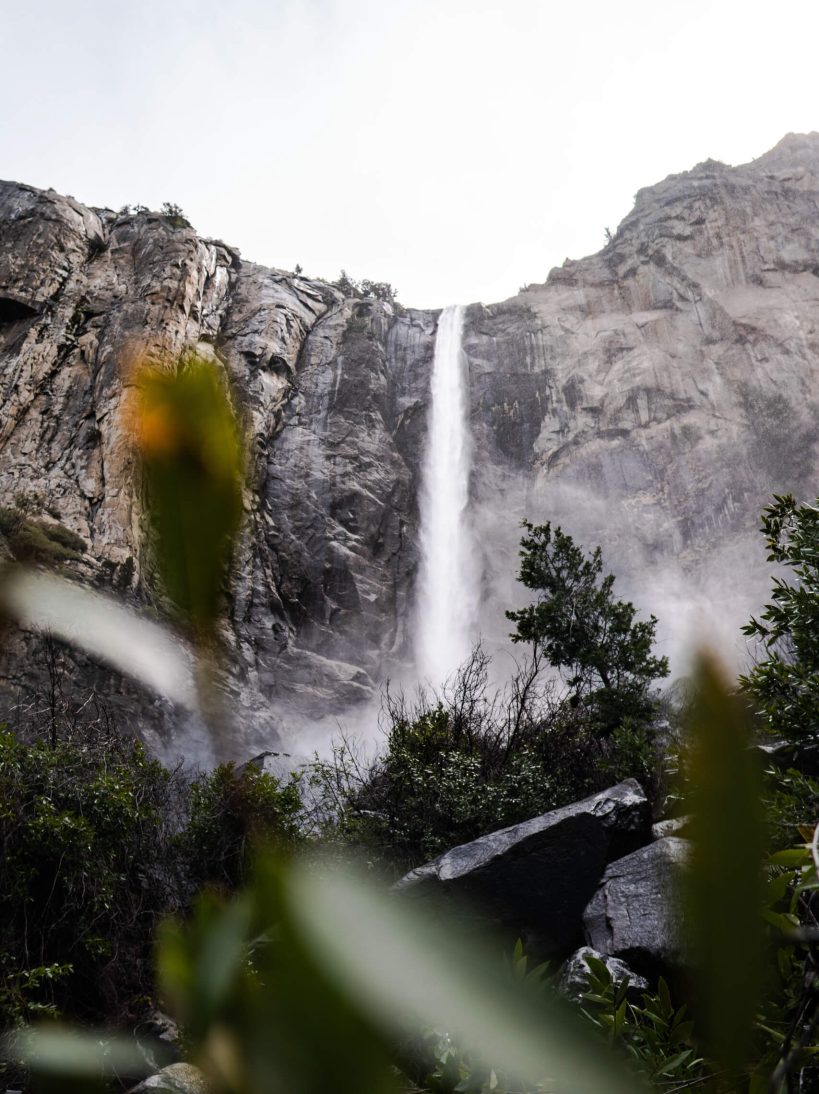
[129,1062,211,1094]
[395,780,650,955]
[583,837,691,977]
[3,133,819,753]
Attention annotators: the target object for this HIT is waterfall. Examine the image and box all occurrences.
[414,304,480,683]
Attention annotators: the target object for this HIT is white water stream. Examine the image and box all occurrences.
[414,304,480,683]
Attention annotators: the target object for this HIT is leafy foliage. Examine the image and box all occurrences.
[0,506,86,565]
[676,657,819,1089]
[764,764,819,853]
[578,956,704,1085]
[332,269,399,305]
[0,726,183,1026]
[159,202,191,229]
[507,521,669,736]
[742,493,819,742]
[0,728,302,1030]
[151,856,644,1094]
[183,762,303,891]
[307,648,664,871]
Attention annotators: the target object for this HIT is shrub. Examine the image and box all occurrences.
[160,202,191,229]
[0,729,304,1028]
[182,762,303,891]
[578,956,704,1085]
[0,726,185,1024]
[307,648,664,871]
[0,507,86,564]
[741,493,819,742]
[332,269,399,305]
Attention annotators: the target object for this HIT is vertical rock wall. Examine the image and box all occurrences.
[2,133,819,756]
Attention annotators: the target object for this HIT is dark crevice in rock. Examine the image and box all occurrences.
[0,296,38,324]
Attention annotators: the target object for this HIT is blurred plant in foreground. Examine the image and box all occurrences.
[129,351,245,643]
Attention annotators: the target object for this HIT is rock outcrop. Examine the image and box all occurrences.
[583,837,691,978]
[395,780,650,955]
[3,133,819,754]
[129,1062,211,1094]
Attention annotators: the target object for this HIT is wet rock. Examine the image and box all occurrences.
[651,815,692,840]
[134,1009,182,1071]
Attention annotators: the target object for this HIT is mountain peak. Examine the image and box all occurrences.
[748,131,819,172]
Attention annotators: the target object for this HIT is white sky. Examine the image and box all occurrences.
[2,0,818,309]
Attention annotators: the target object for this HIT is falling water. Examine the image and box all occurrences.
[414,304,480,683]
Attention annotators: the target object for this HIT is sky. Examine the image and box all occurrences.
[2,0,818,309]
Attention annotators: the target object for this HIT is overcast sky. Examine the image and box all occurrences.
[2,0,817,308]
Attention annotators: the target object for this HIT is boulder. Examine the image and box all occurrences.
[558,946,649,1002]
[134,1009,181,1071]
[757,739,819,777]
[583,837,691,978]
[651,815,691,840]
[395,780,651,955]
[129,1062,211,1094]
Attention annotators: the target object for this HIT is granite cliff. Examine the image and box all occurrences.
[2,133,819,757]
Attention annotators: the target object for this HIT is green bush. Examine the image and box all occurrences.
[0,506,86,564]
[307,649,664,871]
[741,493,819,742]
[182,761,303,891]
[332,269,399,305]
[763,764,819,851]
[159,202,191,229]
[0,730,304,1029]
[0,727,183,1025]
[578,956,704,1085]
[35,520,86,555]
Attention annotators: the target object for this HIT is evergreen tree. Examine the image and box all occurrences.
[741,493,819,742]
[507,520,669,734]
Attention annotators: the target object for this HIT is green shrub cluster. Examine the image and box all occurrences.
[182,761,302,892]
[332,269,399,305]
[306,521,667,872]
[307,647,663,871]
[0,727,302,1029]
[0,506,87,564]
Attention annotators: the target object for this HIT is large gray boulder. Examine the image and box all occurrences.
[129,1063,211,1093]
[583,837,690,978]
[395,779,651,955]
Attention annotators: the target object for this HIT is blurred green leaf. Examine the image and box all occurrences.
[0,565,196,707]
[288,855,648,1094]
[157,855,398,1094]
[4,1025,151,1081]
[684,652,765,1070]
[156,851,649,1094]
[130,352,244,638]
